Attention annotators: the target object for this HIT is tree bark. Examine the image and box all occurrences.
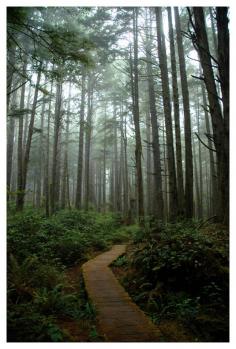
[156,7,178,221]
[167,7,185,215]
[201,82,217,215]
[84,75,93,211]
[36,90,46,208]
[145,16,164,219]
[61,81,72,209]
[174,7,194,218]
[50,78,63,214]
[16,59,27,210]
[192,7,229,224]
[7,89,17,201]
[45,78,54,217]
[132,8,144,223]
[75,70,86,209]
[21,62,42,210]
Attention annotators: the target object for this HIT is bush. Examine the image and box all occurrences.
[121,221,229,341]
[7,208,128,342]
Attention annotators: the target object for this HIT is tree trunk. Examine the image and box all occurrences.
[23,84,32,151]
[192,7,229,224]
[36,91,46,208]
[145,10,164,220]
[196,95,203,218]
[156,7,178,221]
[84,75,93,211]
[209,7,218,57]
[21,63,42,210]
[61,81,72,209]
[120,105,129,218]
[174,7,194,218]
[132,8,144,224]
[7,89,17,201]
[51,79,63,214]
[45,78,54,217]
[167,7,185,215]
[145,108,152,216]
[102,104,107,211]
[75,70,86,209]
[7,44,16,111]
[201,82,217,215]
[16,60,27,210]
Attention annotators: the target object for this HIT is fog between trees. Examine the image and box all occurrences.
[7,7,229,224]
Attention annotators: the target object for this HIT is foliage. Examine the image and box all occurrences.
[119,221,229,341]
[7,209,127,266]
[7,208,131,341]
[112,255,128,267]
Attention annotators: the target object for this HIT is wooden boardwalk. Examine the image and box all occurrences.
[82,244,161,342]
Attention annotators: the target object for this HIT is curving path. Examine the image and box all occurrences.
[82,244,161,342]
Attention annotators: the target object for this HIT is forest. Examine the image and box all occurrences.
[7,6,229,342]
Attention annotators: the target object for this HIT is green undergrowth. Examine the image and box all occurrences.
[7,208,131,342]
[113,221,229,342]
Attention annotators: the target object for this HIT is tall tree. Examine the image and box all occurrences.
[191,7,229,224]
[84,74,93,211]
[16,59,27,210]
[45,78,54,217]
[174,7,194,218]
[131,8,144,223]
[61,81,72,209]
[20,62,42,210]
[145,9,163,220]
[50,77,63,214]
[167,7,185,215]
[7,88,17,201]
[201,82,217,215]
[156,7,178,220]
[75,70,86,209]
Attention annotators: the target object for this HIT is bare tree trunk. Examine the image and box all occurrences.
[174,7,194,218]
[7,89,17,201]
[45,78,54,217]
[193,138,200,218]
[132,8,144,224]
[23,84,32,151]
[61,82,72,209]
[145,108,152,216]
[120,106,129,218]
[7,44,16,111]
[167,7,185,215]
[156,7,178,221]
[36,91,46,208]
[196,95,203,218]
[102,104,107,212]
[16,59,27,210]
[51,79,63,214]
[209,7,218,56]
[84,75,93,211]
[143,9,163,219]
[75,70,86,209]
[162,124,169,221]
[21,63,42,210]
[201,83,217,215]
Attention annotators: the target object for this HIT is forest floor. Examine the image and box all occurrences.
[7,208,229,342]
[56,260,104,342]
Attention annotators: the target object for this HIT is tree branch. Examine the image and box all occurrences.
[195,132,216,152]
